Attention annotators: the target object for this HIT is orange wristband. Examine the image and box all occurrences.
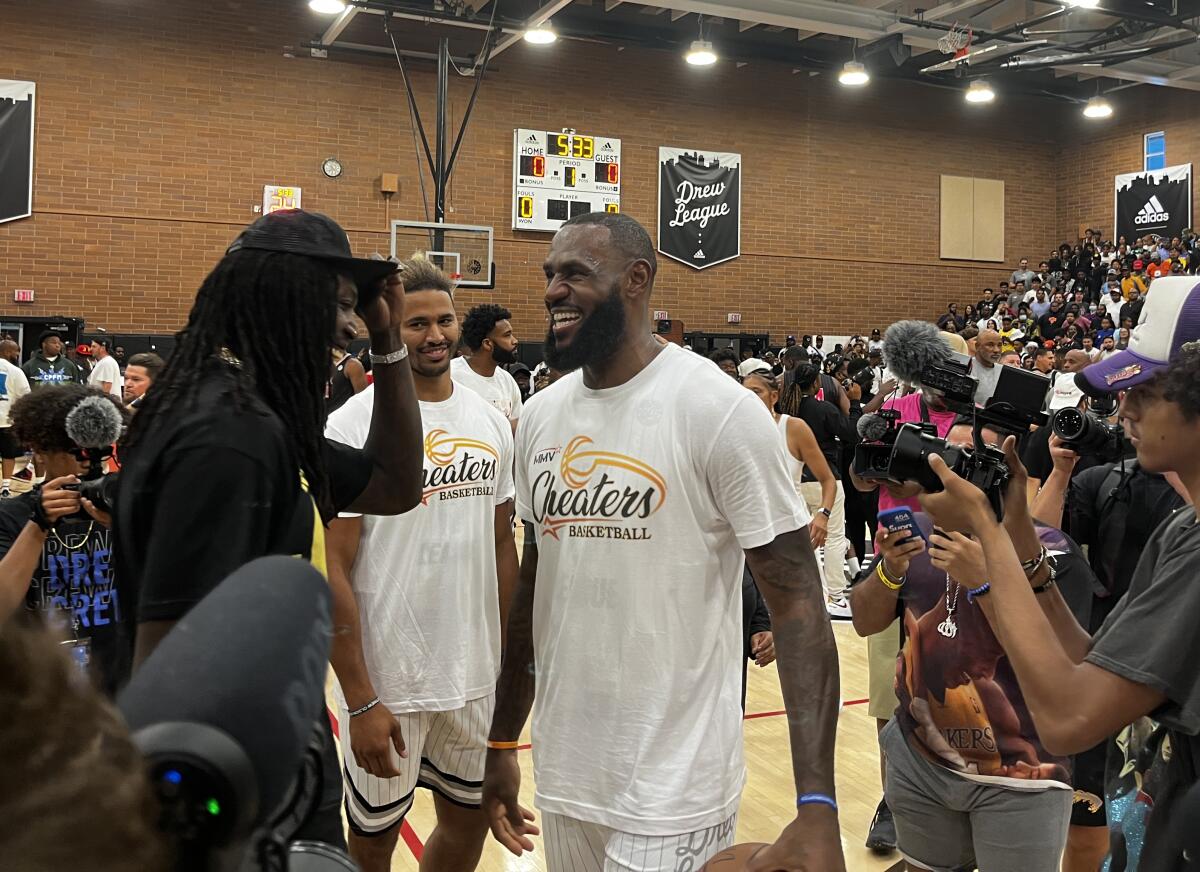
[487,740,520,750]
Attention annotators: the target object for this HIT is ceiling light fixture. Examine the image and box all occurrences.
[1068,0,1100,8]
[686,39,718,65]
[523,22,557,44]
[308,0,347,13]
[965,79,995,103]
[1083,95,1113,118]
[838,60,869,86]
[685,15,717,66]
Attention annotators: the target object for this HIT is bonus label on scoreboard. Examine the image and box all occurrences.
[512,128,621,233]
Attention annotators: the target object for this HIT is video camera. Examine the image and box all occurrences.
[1051,393,1127,463]
[856,321,1052,519]
[118,557,358,872]
[61,395,124,514]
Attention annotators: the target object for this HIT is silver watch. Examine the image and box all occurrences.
[818,507,832,518]
[369,346,409,365]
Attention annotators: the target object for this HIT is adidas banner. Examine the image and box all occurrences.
[1115,163,1190,242]
[657,146,741,270]
[0,80,35,225]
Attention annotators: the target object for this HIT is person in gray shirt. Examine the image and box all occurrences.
[1011,257,1037,291]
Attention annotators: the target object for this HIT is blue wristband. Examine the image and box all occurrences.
[797,793,838,811]
[967,582,991,602]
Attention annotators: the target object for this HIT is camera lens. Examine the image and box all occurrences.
[1052,408,1087,441]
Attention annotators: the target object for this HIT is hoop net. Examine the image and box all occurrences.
[937,23,972,57]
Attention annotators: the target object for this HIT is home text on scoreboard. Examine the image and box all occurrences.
[512,128,621,233]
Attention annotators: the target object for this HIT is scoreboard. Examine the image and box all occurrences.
[512,128,621,233]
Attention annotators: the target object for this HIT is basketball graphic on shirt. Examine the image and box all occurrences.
[698,843,768,870]
[419,428,501,505]
[531,434,667,540]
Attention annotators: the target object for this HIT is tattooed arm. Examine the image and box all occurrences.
[482,522,541,855]
[743,527,846,872]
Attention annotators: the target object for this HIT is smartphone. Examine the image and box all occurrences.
[878,507,925,544]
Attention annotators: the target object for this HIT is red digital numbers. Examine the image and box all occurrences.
[533,155,545,177]
[606,163,619,184]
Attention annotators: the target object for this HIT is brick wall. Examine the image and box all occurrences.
[1,0,1066,344]
[1055,88,1200,246]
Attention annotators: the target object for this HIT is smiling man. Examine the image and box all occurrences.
[481,212,844,872]
[326,258,517,872]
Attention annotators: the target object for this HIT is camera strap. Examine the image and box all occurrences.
[918,397,932,425]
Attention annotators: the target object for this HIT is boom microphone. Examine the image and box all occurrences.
[118,556,333,868]
[881,320,951,386]
[65,394,124,448]
[858,413,892,443]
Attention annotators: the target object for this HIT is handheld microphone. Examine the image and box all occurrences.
[118,556,333,870]
[881,320,951,386]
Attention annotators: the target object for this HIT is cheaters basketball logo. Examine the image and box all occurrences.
[420,429,499,505]
[530,435,666,540]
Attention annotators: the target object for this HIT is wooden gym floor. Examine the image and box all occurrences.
[330,621,900,872]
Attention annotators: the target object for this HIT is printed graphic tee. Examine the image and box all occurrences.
[451,356,523,421]
[326,384,514,712]
[515,342,811,835]
[857,515,1089,790]
[0,495,127,696]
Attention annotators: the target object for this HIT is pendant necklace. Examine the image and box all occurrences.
[938,572,960,639]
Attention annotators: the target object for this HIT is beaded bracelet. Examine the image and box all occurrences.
[967,582,991,602]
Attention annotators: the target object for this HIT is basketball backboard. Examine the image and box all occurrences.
[390,220,494,289]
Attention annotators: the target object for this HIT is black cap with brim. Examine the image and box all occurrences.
[226,209,397,312]
[37,329,63,345]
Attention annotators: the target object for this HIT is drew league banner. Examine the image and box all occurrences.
[1115,163,1191,242]
[658,147,741,270]
[0,81,35,225]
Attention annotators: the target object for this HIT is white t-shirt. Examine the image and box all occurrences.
[514,343,811,835]
[451,356,522,420]
[0,359,30,428]
[325,384,515,713]
[87,355,122,400]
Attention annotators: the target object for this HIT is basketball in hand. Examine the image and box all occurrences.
[699,843,769,870]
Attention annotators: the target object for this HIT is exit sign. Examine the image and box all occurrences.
[653,310,669,321]
[13,289,34,303]
[727,312,741,324]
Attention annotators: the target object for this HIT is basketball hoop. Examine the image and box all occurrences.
[937,23,972,58]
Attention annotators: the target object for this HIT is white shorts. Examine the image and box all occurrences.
[541,811,738,872]
[337,693,493,836]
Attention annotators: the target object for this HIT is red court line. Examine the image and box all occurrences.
[326,707,426,858]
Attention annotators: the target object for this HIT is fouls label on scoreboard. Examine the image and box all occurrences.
[513,128,622,233]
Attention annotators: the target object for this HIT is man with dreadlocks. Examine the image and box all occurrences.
[115,209,424,848]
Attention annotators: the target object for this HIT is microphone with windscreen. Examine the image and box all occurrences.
[118,556,338,872]
[63,394,126,513]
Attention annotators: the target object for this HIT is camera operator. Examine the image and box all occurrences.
[918,279,1200,871]
[116,209,425,849]
[849,418,1093,871]
[0,385,126,695]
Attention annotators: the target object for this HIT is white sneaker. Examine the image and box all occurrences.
[826,594,853,620]
[0,488,10,499]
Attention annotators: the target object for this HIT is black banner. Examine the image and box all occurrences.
[0,81,35,225]
[657,147,740,270]
[1114,164,1191,242]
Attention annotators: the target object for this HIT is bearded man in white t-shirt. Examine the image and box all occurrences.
[483,212,845,872]
[325,258,519,872]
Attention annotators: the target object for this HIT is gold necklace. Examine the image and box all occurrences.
[49,521,95,552]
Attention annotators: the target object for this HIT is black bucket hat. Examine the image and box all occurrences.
[226,209,397,312]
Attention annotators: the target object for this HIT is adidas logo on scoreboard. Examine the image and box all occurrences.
[1134,195,1169,225]
[602,142,613,150]
[526,133,538,143]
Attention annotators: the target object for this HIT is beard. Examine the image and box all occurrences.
[491,345,518,365]
[544,286,626,373]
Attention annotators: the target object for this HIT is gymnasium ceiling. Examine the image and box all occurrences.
[302,0,1200,103]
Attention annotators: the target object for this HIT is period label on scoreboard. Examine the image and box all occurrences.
[512,129,621,233]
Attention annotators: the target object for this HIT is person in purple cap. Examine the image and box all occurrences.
[916,275,1200,871]
[117,209,425,849]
